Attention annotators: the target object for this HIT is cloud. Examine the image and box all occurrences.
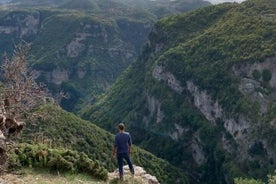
[207,0,246,4]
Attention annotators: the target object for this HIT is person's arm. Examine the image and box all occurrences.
[128,145,132,154]
[128,133,132,154]
[112,136,117,158]
[112,146,117,158]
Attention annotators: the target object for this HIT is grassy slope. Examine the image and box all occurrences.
[20,104,188,184]
[1,168,106,184]
[1,168,148,184]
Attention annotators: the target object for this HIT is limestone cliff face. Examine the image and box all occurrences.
[234,57,276,114]
[148,56,276,167]
[152,64,184,94]
[0,11,40,39]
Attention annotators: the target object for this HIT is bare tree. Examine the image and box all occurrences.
[0,42,48,168]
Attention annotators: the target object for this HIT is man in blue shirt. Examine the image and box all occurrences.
[112,123,134,180]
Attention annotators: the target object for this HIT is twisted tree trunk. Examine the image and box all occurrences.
[0,42,47,169]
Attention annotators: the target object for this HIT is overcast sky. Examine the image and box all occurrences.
[207,0,246,4]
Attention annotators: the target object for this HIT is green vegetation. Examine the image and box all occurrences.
[234,171,276,184]
[234,178,263,184]
[61,0,99,10]
[262,69,272,82]
[1,0,275,184]
[20,104,188,183]
[8,143,108,181]
[0,0,209,113]
[0,1,210,183]
[82,0,276,183]
[253,70,261,80]
[0,167,107,184]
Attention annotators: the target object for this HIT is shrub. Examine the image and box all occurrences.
[268,171,276,184]
[8,143,108,181]
[262,69,272,82]
[252,69,261,80]
[234,171,276,184]
[234,178,263,184]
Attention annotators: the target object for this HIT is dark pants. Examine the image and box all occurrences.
[117,153,134,178]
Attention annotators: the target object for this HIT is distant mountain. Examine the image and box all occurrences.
[112,0,211,18]
[0,0,209,112]
[9,0,66,7]
[82,0,276,183]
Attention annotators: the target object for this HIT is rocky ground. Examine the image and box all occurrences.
[109,165,160,184]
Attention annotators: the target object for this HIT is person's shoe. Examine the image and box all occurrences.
[131,171,135,177]
[119,175,124,181]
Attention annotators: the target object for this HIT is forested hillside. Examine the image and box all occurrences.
[82,0,276,183]
[0,0,210,112]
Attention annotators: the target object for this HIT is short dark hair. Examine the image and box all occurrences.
[118,123,125,131]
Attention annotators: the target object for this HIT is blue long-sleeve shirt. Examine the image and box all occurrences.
[114,132,132,154]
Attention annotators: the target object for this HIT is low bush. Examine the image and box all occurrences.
[8,143,108,181]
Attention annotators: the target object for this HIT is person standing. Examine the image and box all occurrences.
[112,123,135,180]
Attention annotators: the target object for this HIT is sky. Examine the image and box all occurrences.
[207,0,246,4]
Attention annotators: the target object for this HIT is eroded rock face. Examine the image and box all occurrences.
[66,33,91,58]
[233,57,276,88]
[236,58,276,114]
[191,135,206,165]
[33,69,69,88]
[150,56,276,167]
[186,81,223,124]
[146,94,164,124]
[152,64,184,94]
[51,69,69,84]
[0,12,40,38]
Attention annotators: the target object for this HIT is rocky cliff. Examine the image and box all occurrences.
[109,165,160,184]
[83,0,276,183]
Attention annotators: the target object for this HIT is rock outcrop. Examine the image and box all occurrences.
[109,165,160,184]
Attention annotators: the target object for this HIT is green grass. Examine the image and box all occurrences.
[4,168,107,184]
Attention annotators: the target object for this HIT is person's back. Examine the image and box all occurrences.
[115,132,131,154]
[112,123,134,180]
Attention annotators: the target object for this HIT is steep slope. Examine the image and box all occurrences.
[0,0,209,113]
[20,104,188,183]
[82,0,276,183]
